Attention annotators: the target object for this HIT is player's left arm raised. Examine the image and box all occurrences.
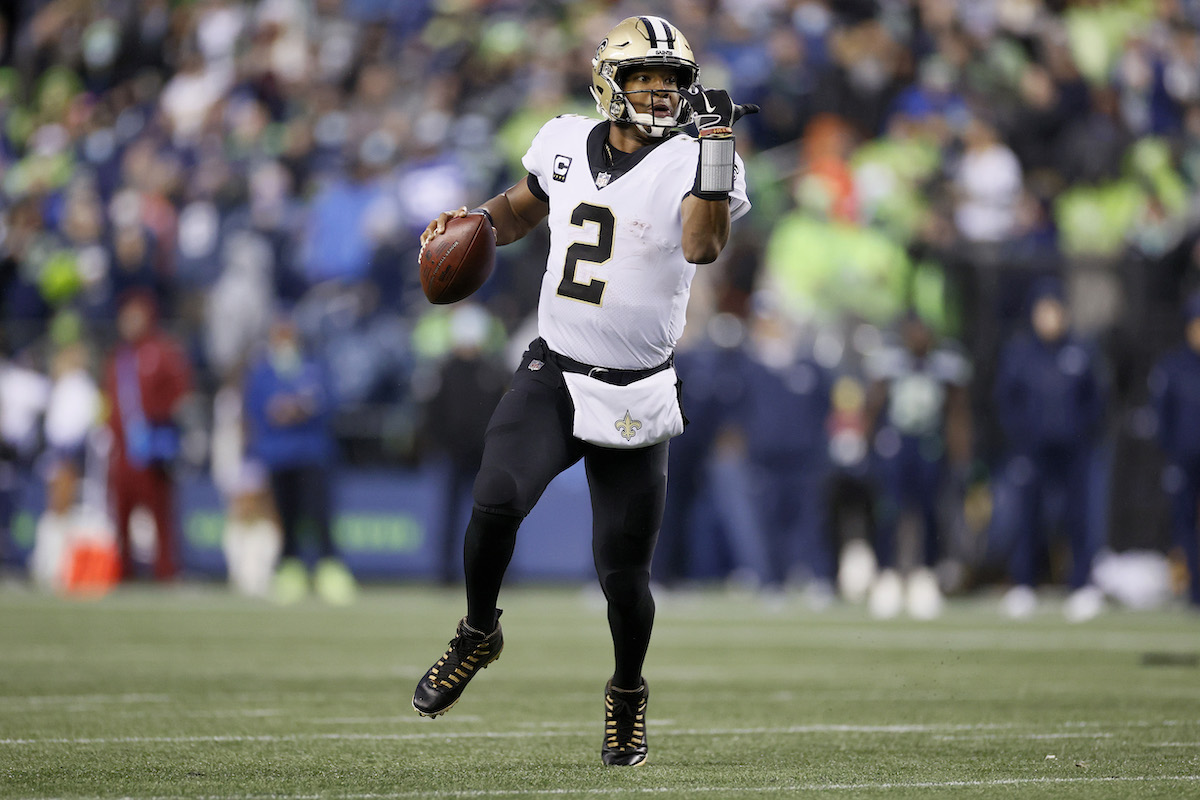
[680,85,757,265]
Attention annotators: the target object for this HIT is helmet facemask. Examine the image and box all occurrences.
[592,60,695,137]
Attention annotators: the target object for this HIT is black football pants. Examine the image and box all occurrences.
[463,340,667,689]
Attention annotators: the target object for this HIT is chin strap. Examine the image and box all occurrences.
[628,104,677,138]
[634,122,673,138]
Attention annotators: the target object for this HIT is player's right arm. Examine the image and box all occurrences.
[419,178,549,249]
[678,85,756,264]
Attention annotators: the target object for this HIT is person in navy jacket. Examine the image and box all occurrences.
[862,312,972,619]
[1148,291,1200,607]
[243,313,355,604]
[994,277,1108,620]
[657,313,764,588]
[742,328,836,599]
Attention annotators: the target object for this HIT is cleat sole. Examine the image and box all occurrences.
[412,697,457,718]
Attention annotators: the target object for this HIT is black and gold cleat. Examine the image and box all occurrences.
[601,678,649,766]
[412,612,503,718]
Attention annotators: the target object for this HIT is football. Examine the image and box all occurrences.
[419,213,496,305]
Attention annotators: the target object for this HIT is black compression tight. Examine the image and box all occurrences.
[586,444,667,689]
[463,507,520,632]
[463,345,668,686]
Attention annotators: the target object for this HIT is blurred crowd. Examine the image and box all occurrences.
[2,0,1200,613]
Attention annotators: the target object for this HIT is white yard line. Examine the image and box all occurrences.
[0,693,170,708]
[4,719,1196,747]
[934,732,1115,741]
[307,715,482,725]
[13,775,1200,799]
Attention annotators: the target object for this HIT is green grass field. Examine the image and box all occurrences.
[1,583,1198,799]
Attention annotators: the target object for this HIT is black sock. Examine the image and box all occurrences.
[463,507,521,632]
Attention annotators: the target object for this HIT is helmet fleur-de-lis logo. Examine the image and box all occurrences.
[615,410,642,441]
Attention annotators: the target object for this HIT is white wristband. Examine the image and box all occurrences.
[696,136,735,196]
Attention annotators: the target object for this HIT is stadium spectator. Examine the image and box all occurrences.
[0,336,50,563]
[1003,61,1087,178]
[659,312,770,592]
[417,303,510,586]
[1,196,57,353]
[1148,291,1200,607]
[810,16,904,139]
[242,312,355,605]
[158,46,229,149]
[104,289,192,581]
[210,328,281,601]
[994,278,1109,621]
[862,311,972,620]
[220,459,281,599]
[204,230,276,381]
[28,313,111,593]
[742,308,837,604]
[951,116,1023,247]
[28,456,82,592]
[42,316,100,464]
[108,215,167,315]
[763,171,914,329]
[298,141,392,287]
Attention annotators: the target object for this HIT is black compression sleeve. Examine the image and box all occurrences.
[526,173,549,203]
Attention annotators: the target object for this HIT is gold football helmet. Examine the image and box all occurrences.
[590,16,698,137]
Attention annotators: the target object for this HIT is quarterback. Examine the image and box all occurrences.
[412,15,754,766]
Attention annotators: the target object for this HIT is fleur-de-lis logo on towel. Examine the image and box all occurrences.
[615,410,642,441]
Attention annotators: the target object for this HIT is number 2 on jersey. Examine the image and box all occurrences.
[557,203,614,305]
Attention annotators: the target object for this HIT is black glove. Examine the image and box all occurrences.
[683,85,758,200]
[681,84,759,138]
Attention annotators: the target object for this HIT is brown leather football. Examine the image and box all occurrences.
[419,213,496,305]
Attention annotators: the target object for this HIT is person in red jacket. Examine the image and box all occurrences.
[104,290,193,580]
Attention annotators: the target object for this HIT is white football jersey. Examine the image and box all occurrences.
[522,115,750,370]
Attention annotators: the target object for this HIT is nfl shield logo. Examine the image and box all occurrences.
[528,359,544,371]
[595,172,611,188]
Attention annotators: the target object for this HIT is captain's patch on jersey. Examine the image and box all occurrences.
[553,155,572,182]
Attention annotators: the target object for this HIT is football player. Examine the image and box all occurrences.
[411,15,754,766]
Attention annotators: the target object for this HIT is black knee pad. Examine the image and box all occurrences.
[473,466,524,515]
